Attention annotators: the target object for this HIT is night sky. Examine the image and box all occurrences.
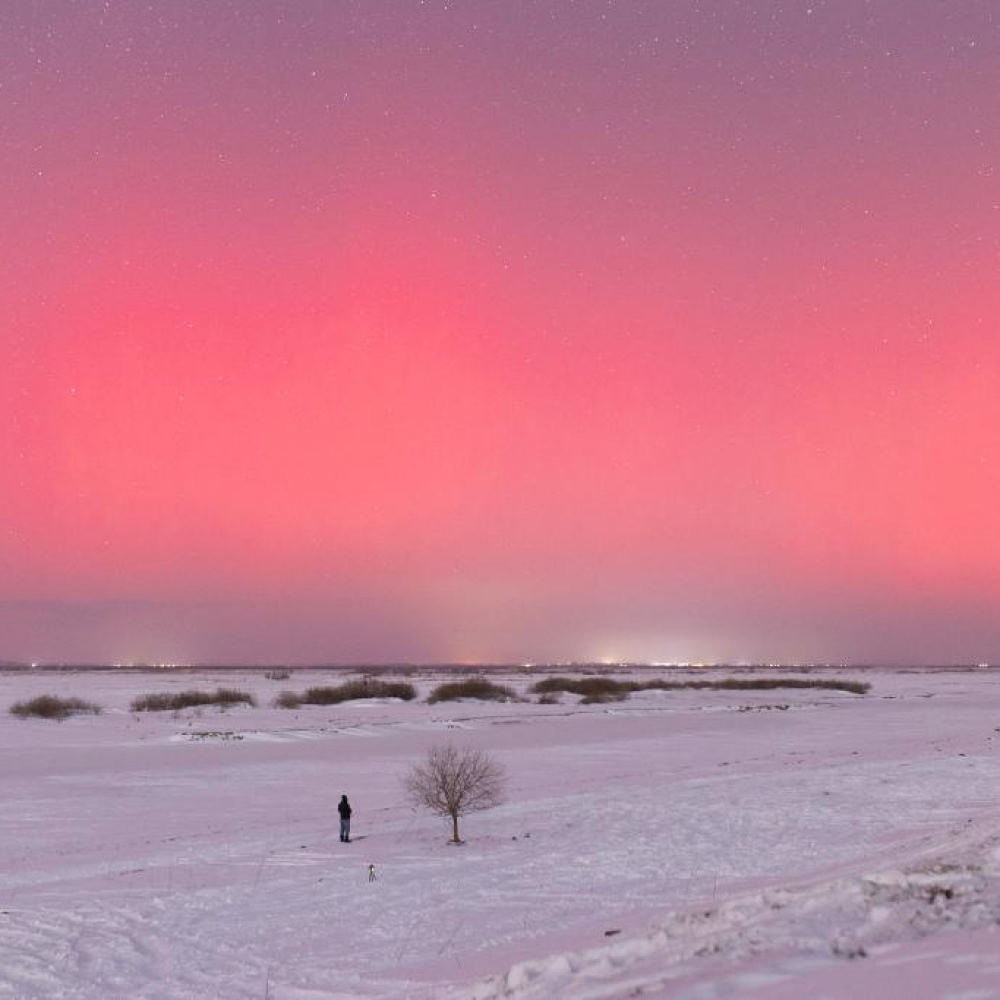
[2,1,999,665]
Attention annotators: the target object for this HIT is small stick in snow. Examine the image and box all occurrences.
[437,920,462,957]
[253,847,269,888]
[395,917,418,965]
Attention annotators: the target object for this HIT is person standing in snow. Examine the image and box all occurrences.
[338,794,352,843]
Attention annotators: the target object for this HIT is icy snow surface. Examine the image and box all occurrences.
[3,667,1000,998]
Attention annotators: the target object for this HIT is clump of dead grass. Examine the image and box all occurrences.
[426,679,517,703]
[275,679,417,708]
[131,688,256,712]
[10,695,102,720]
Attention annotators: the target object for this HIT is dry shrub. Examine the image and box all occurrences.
[274,690,303,709]
[10,695,102,721]
[426,679,516,703]
[275,679,416,708]
[532,677,636,698]
[531,676,869,699]
[580,690,629,704]
[131,688,256,712]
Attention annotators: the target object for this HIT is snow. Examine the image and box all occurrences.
[2,667,1000,998]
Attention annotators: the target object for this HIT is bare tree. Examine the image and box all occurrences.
[403,744,507,843]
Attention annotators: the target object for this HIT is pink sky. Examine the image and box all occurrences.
[2,2,999,663]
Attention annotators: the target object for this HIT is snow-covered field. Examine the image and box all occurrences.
[3,667,1000,999]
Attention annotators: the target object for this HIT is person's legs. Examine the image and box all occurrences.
[339,818,347,842]
[344,817,351,842]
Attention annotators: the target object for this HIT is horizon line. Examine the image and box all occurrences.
[1,660,995,671]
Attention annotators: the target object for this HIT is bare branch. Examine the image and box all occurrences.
[403,744,507,842]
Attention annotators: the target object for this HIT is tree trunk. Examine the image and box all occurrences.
[451,811,461,843]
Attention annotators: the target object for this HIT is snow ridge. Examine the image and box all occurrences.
[457,830,1000,1000]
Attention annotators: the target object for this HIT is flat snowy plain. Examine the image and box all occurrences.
[4,667,1000,999]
